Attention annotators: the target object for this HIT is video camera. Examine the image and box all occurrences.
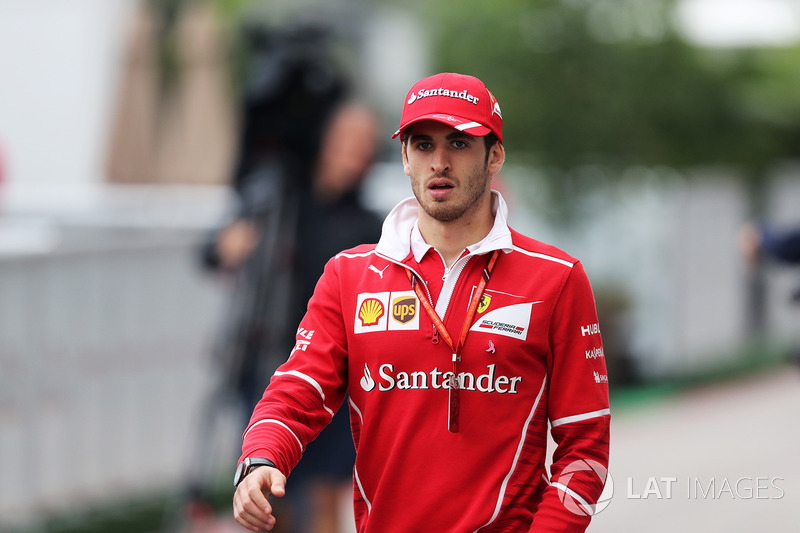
[233,22,347,216]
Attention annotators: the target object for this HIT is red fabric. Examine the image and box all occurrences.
[392,72,504,142]
[241,197,609,532]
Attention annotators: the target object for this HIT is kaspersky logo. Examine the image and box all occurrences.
[359,362,523,394]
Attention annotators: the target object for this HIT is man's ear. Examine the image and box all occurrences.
[488,142,505,175]
[401,141,411,176]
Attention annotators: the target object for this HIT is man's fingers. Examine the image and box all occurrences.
[232,466,287,531]
[269,471,287,498]
[248,465,287,500]
[237,510,273,532]
[233,489,273,531]
[245,477,272,512]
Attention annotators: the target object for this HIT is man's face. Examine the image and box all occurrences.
[402,121,504,223]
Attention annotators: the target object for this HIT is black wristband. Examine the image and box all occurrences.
[233,457,277,487]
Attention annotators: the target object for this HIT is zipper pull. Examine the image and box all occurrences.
[431,327,439,344]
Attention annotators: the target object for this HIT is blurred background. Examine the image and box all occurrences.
[1,0,799,532]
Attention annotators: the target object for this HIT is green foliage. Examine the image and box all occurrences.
[213,0,261,21]
[421,0,800,186]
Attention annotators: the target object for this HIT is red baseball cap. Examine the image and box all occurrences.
[392,72,503,143]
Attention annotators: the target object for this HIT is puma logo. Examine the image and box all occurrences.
[368,264,389,279]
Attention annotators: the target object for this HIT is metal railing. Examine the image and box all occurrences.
[0,221,230,529]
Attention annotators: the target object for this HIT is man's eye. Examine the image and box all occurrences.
[452,140,467,149]
[417,142,432,150]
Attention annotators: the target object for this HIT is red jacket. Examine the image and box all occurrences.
[241,192,610,532]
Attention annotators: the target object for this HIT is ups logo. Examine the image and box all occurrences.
[392,296,417,324]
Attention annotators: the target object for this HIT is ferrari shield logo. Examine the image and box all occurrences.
[478,293,492,314]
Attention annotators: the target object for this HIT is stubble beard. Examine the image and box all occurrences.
[414,165,491,223]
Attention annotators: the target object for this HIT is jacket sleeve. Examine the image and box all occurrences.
[239,256,349,476]
[761,227,800,264]
[529,261,611,532]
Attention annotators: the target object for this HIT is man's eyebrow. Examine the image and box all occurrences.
[408,131,475,143]
[408,133,433,143]
[446,131,476,141]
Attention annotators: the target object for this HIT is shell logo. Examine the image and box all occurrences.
[359,298,385,326]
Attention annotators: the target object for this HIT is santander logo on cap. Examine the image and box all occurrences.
[393,72,503,143]
[406,87,480,106]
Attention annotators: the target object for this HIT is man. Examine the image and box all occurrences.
[740,222,800,266]
[207,103,382,532]
[288,103,383,532]
[233,72,610,532]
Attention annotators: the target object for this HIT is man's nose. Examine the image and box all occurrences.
[431,146,450,173]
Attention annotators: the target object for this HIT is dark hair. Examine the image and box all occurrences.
[482,133,499,161]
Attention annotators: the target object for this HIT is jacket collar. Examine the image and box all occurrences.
[375,189,514,263]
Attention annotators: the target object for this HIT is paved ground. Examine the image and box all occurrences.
[590,365,800,532]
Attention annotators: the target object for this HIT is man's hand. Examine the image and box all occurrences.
[739,222,763,269]
[233,466,287,532]
[216,219,259,270]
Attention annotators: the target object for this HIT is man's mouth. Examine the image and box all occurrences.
[428,179,454,190]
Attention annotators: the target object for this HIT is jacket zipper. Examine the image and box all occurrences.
[434,254,471,345]
[376,253,439,343]
[437,255,471,320]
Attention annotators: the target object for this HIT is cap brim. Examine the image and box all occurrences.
[392,114,492,139]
